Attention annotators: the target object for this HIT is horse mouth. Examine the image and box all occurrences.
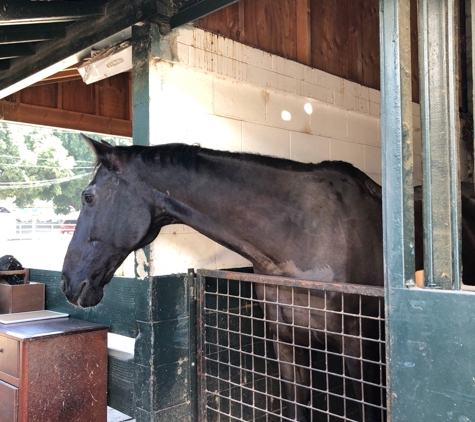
[60,277,104,308]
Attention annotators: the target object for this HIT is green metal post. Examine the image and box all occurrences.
[418,0,461,290]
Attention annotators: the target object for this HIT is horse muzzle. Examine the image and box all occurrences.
[60,277,104,308]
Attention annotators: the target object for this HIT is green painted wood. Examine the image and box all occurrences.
[30,269,137,337]
[418,0,461,289]
[108,354,136,416]
[133,274,194,421]
[132,22,161,146]
[389,288,475,419]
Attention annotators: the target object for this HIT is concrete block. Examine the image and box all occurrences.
[356,97,369,114]
[242,122,290,158]
[247,64,278,88]
[277,74,297,93]
[347,111,380,146]
[300,81,334,104]
[181,112,242,152]
[290,132,331,163]
[369,101,381,116]
[364,145,382,175]
[369,88,380,104]
[151,232,217,276]
[266,91,311,132]
[242,45,273,69]
[213,78,267,124]
[356,84,370,101]
[216,244,252,270]
[310,103,347,140]
[330,139,365,170]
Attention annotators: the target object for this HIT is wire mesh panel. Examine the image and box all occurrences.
[196,269,386,422]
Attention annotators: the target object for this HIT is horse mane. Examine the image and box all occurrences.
[107,143,382,199]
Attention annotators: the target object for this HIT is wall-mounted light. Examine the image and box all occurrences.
[77,41,132,84]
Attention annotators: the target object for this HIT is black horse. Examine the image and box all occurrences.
[60,135,475,421]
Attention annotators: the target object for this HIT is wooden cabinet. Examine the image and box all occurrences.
[0,318,108,422]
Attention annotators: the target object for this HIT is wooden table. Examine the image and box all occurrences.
[0,317,108,422]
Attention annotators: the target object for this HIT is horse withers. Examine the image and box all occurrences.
[60,134,475,421]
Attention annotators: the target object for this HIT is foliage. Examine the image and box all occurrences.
[0,123,130,214]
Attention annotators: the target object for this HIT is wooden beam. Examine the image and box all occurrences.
[0,23,67,44]
[0,0,172,99]
[0,99,132,137]
[0,43,35,59]
[170,0,240,28]
[0,2,105,25]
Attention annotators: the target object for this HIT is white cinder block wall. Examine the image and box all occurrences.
[138,25,464,276]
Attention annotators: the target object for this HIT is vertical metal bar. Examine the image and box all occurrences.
[418,0,461,290]
[195,273,207,421]
[379,0,414,417]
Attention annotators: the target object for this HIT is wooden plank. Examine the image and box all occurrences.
[347,0,363,83]
[0,100,132,137]
[19,84,58,109]
[243,0,296,60]
[98,73,131,120]
[196,2,242,40]
[312,0,349,79]
[296,0,311,66]
[360,0,379,89]
[61,79,95,114]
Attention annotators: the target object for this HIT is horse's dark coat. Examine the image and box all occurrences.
[61,135,475,422]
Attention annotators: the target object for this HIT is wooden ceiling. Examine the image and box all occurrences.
[0,0,239,99]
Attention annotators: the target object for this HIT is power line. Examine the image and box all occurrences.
[0,173,91,189]
[0,162,93,170]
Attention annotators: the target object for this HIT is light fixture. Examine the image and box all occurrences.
[77,41,132,84]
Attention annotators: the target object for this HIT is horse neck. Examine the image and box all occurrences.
[142,154,293,271]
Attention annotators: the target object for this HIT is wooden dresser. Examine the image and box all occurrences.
[0,317,108,422]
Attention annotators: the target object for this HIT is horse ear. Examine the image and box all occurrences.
[80,134,123,172]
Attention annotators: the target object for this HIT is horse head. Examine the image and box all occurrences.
[60,135,170,307]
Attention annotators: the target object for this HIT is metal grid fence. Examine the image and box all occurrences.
[196,269,386,422]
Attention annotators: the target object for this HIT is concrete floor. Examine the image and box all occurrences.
[107,407,135,422]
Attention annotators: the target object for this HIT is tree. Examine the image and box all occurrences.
[0,123,130,214]
[0,124,92,212]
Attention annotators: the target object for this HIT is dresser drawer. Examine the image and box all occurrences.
[0,379,18,422]
[0,337,19,378]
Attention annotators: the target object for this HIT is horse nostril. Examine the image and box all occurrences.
[60,279,66,293]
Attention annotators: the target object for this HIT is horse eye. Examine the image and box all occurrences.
[84,194,94,205]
